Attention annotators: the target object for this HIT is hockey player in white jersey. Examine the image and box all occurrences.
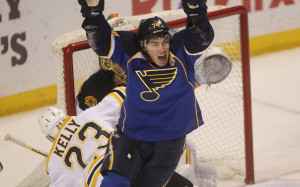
[40,59,125,186]
[44,85,126,187]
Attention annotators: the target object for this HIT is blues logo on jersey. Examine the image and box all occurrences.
[136,67,177,101]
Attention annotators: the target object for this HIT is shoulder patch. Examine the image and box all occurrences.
[85,96,98,108]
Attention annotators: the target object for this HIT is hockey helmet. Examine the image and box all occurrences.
[137,16,170,49]
[77,69,115,111]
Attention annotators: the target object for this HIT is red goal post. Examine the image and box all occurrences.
[54,5,254,185]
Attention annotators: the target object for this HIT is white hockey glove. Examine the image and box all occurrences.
[38,107,66,142]
[195,46,232,85]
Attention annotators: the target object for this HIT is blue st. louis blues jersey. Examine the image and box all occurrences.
[83,14,214,141]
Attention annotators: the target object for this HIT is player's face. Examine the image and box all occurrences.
[144,36,170,67]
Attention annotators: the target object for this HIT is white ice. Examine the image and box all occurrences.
[1,47,300,187]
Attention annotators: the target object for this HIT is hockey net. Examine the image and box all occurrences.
[18,5,254,186]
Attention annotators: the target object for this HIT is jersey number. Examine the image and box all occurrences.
[63,121,110,170]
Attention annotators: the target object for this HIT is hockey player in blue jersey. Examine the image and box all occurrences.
[77,0,214,186]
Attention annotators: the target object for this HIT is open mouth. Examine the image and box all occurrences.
[158,54,167,61]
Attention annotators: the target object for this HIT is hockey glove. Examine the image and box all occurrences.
[38,107,66,142]
[181,0,207,18]
[194,46,232,85]
[78,0,104,18]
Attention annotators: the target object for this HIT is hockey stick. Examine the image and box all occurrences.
[4,133,48,158]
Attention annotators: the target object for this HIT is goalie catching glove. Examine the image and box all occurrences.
[195,46,232,85]
[181,0,207,17]
[78,0,104,18]
[38,107,66,142]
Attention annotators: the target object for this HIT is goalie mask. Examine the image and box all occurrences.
[99,58,126,86]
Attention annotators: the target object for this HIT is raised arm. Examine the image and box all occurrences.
[78,0,112,57]
[181,0,214,53]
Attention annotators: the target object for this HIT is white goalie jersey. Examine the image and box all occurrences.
[46,86,126,187]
